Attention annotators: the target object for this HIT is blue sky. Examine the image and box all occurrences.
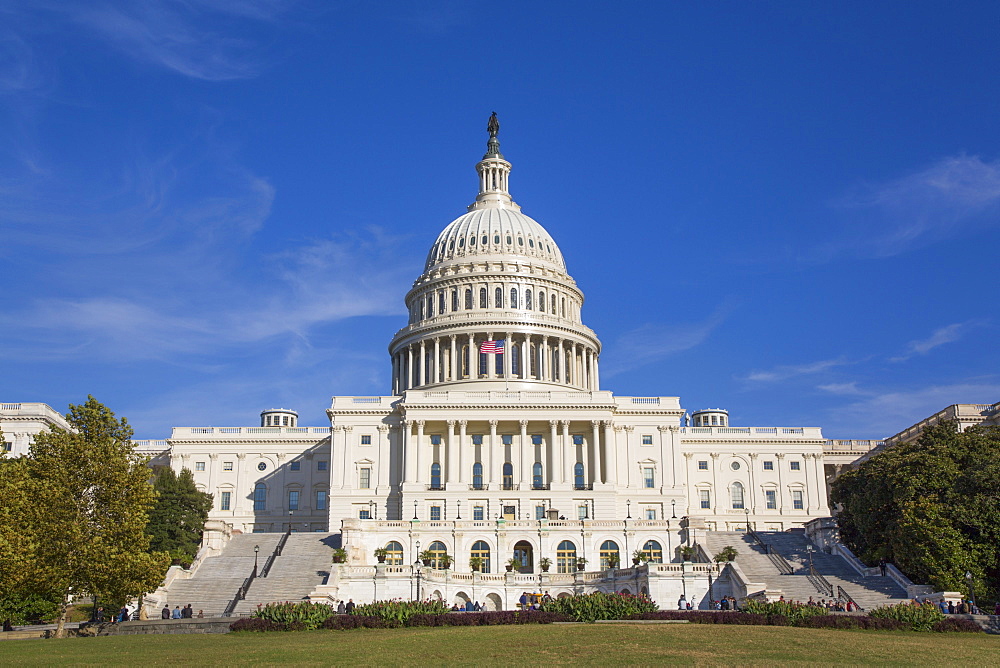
[1,1,998,439]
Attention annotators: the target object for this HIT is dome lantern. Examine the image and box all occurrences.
[470,112,520,212]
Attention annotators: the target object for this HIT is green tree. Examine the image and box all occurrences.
[25,396,170,636]
[147,466,213,565]
[832,421,1000,605]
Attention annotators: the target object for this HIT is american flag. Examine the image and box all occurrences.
[479,339,505,354]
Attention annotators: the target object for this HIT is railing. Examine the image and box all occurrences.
[808,564,834,598]
[469,484,486,490]
[574,483,594,490]
[426,485,446,491]
[222,565,257,617]
[532,483,550,490]
[766,548,795,575]
[259,531,290,578]
[837,585,862,611]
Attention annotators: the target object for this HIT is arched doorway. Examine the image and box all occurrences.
[486,593,503,611]
[513,540,534,573]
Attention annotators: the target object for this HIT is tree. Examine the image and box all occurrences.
[25,396,170,636]
[147,466,213,566]
[832,421,1000,605]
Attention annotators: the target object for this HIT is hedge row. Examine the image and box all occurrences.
[231,610,569,632]
[625,610,983,632]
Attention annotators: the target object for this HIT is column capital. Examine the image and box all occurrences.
[447,419,456,428]
[776,452,785,460]
[548,419,558,428]
[602,420,614,429]
[276,453,287,462]
[623,425,635,432]
[657,425,671,433]
[237,453,247,460]
[683,452,694,459]
[749,452,759,460]
[342,425,353,433]
[209,453,219,460]
[401,419,412,428]
[489,419,499,428]
[591,419,601,428]
[458,419,468,429]
[710,452,720,459]
[559,419,571,428]
[519,419,529,428]
[416,420,426,429]
[377,424,390,433]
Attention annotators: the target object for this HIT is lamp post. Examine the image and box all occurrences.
[744,507,750,534]
[287,509,293,535]
[671,499,677,519]
[413,499,418,520]
[368,500,375,520]
[806,544,814,570]
[626,499,631,519]
[414,540,422,601]
[965,571,977,612]
[456,499,461,520]
[253,544,259,576]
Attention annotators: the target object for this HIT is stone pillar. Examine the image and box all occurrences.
[591,420,602,485]
[376,424,389,491]
[621,425,634,487]
[449,335,457,382]
[603,421,617,485]
[391,353,399,394]
[813,453,829,513]
[402,420,414,483]
[488,419,499,487]
[341,426,353,490]
[657,426,670,492]
[235,452,246,512]
[540,337,549,381]
[749,453,759,514]
[518,419,529,488]
[592,353,600,390]
[330,426,343,489]
[486,331,495,379]
[548,419,559,485]
[504,332,512,378]
[458,420,468,485]
[560,420,571,485]
[418,341,426,387]
[670,425,683,489]
[710,453,720,514]
[557,339,564,384]
[407,346,414,390]
[775,453,786,512]
[415,421,425,485]
[683,452,694,515]
[446,419,457,484]
[433,337,440,384]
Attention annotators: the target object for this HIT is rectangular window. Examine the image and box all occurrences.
[3,441,11,451]
[290,461,301,471]
[535,505,546,520]
[698,460,708,471]
[472,434,483,445]
[430,506,442,521]
[578,504,589,520]
[195,461,205,471]
[790,461,801,471]
[641,435,653,445]
[430,435,442,445]
[792,490,804,510]
[645,508,656,520]
[473,506,484,521]
[360,467,371,489]
[573,435,584,445]
[699,489,711,509]
[765,490,777,509]
[763,461,774,471]
[531,434,543,445]
[316,490,327,510]
[220,491,231,511]
[359,509,370,520]
[361,434,372,445]
[317,460,328,471]
[643,467,655,488]
[223,461,233,471]
[502,434,513,445]
[288,490,299,511]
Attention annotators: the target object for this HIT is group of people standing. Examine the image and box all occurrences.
[938,599,983,615]
[161,604,203,619]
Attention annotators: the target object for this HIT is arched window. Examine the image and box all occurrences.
[502,462,514,490]
[470,235,476,246]
[600,540,620,570]
[479,351,487,376]
[427,295,434,318]
[465,289,473,310]
[461,345,469,377]
[253,483,266,511]
[538,290,545,311]
[470,540,491,573]
[427,541,448,569]
[530,344,538,377]
[643,540,663,563]
[439,291,446,313]
[532,462,543,489]
[430,463,442,489]
[495,286,503,308]
[731,481,745,509]
[495,349,503,375]
[385,541,404,565]
[480,288,488,309]
[510,288,518,309]
[551,294,557,314]
[561,297,566,317]
[418,301,424,320]
[481,235,487,245]
[511,344,520,376]
[525,289,532,310]
[574,462,585,489]
[553,349,560,381]
[556,540,577,573]
[451,290,458,312]
[472,462,483,489]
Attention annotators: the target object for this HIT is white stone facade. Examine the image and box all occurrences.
[0,402,71,457]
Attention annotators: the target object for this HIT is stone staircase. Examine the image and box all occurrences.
[702,531,909,610]
[161,533,282,617]
[232,533,335,615]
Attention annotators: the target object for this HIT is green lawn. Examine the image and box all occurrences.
[0,624,995,666]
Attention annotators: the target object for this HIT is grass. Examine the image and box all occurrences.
[0,623,995,666]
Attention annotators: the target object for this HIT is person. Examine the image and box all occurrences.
[161,605,170,620]
[172,606,182,619]
[474,601,482,611]
[2,619,12,632]
[337,600,346,614]
[451,604,459,612]
[197,610,204,619]
[948,601,955,614]
[939,600,949,614]
[686,601,692,610]
[994,602,1000,616]
[720,598,730,611]
[345,599,355,614]
[182,604,193,619]
[459,604,466,612]
[879,558,887,577]
[542,591,552,604]
[518,592,528,610]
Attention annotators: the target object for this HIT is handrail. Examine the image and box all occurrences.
[260,532,290,578]
[766,547,795,575]
[837,585,863,612]
[223,564,257,617]
[808,564,834,598]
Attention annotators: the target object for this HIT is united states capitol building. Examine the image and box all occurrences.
[6,118,931,612]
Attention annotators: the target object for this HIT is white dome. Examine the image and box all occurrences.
[424,207,566,273]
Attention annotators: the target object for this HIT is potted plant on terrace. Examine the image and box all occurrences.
[440,554,453,570]
[606,553,620,570]
[419,549,435,567]
[576,557,587,571]
[373,547,388,564]
[632,549,648,566]
[469,555,484,572]
[506,556,521,573]
[539,557,552,573]
[679,545,695,562]
[332,548,348,564]
[713,546,738,563]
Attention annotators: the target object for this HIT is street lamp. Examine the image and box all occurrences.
[456,499,461,520]
[671,499,677,519]
[414,540,422,601]
[965,571,977,612]
[253,544,260,575]
[287,509,293,535]
[368,500,375,520]
[626,499,631,519]
[413,499,418,520]
[744,508,750,534]
[806,544,814,570]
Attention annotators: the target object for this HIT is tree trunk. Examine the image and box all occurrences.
[54,598,69,639]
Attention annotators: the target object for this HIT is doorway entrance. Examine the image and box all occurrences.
[513,540,534,573]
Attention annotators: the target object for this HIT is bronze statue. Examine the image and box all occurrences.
[487,112,499,138]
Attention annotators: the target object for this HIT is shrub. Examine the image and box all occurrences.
[743,600,827,626]
[230,617,296,632]
[253,601,336,630]
[320,615,388,630]
[351,599,450,627]
[627,611,769,625]
[931,618,983,633]
[869,603,944,632]
[798,615,905,631]
[539,592,658,623]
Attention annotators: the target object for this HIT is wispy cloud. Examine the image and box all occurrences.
[744,358,851,383]
[808,155,1000,262]
[603,305,730,377]
[890,321,982,362]
[817,382,865,395]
